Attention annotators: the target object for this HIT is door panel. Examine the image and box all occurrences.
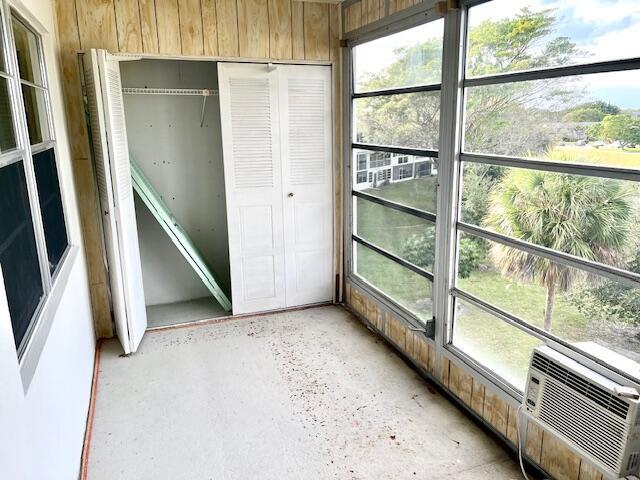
[279,65,333,307]
[85,49,147,353]
[218,63,286,315]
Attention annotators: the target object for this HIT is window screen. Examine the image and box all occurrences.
[0,160,44,347]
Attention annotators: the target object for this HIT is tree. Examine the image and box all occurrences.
[562,101,620,122]
[401,230,485,278]
[589,114,640,147]
[356,8,581,155]
[484,165,633,332]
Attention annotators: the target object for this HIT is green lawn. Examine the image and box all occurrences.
[354,175,609,388]
[556,146,640,169]
[354,177,438,322]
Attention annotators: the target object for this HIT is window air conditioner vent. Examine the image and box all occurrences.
[525,345,640,478]
[532,352,629,419]
[538,377,627,471]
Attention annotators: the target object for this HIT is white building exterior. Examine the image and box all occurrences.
[354,151,437,189]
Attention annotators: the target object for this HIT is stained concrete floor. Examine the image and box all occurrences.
[88,305,522,480]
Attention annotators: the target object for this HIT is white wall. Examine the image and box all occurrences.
[0,0,96,478]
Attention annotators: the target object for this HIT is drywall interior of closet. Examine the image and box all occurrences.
[120,59,230,328]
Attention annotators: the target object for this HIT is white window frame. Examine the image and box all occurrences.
[0,1,76,390]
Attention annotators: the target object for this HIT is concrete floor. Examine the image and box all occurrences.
[146,297,227,328]
[88,306,522,480]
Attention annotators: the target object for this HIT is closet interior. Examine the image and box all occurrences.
[120,59,230,328]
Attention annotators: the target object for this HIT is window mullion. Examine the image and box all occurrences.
[433,7,466,353]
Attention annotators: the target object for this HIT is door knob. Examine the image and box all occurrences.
[288,192,295,197]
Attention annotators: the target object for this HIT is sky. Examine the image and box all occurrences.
[355,0,640,108]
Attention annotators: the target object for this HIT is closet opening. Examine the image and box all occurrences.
[120,59,231,328]
[84,50,334,352]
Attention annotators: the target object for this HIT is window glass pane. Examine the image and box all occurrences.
[466,0,640,77]
[353,150,438,212]
[11,16,43,85]
[463,70,640,168]
[0,76,16,151]
[456,231,640,364]
[354,242,432,323]
[355,198,436,273]
[452,298,543,390]
[354,91,440,150]
[353,19,444,93]
[21,85,50,144]
[33,148,67,274]
[460,163,640,273]
[0,161,44,348]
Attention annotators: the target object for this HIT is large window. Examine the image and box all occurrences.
[0,10,68,355]
[347,0,640,393]
[350,19,444,325]
[451,0,640,390]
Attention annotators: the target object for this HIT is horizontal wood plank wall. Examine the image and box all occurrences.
[344,279,606,480]
[53,0,341,338]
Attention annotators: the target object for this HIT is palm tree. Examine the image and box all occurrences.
[484,163,633,332]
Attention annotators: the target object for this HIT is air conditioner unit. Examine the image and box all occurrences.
[523,344,640,479]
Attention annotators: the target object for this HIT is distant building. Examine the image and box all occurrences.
[354,151,437,188]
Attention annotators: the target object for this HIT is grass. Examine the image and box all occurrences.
[354,177,438,322]
[355,175,610,388]
[556,145,640,169]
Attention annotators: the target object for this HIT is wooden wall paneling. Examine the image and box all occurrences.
[448,362,472,406]
[76,0,119,51]
[346,1,362,32]
[90,282,113,338]
[178,0,204,55]
[217,0,240,57]
[156,0,182,54]
[138,0,160,53]
[578,462,603,480]
[303,3,329,60]
[114,0,143,52]
[366,0,380,24]
[439,354,450,386]
[525,421,544,463]
[329,3,340,61]
[269,0,293,59]
[201,0,219,56]
[482,389,508,436]
[404,330,415,357]
[505,404,519,445]
[54,0,89,159]
[469,377,485,415]
[237,0,269,58]
[56,0,113,336]
[291,1,305,59]
[74,158,113,337]
[540,432,581,480]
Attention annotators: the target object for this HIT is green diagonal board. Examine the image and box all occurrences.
[130,158,232,312]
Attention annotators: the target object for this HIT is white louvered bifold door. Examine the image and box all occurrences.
[88,50,147,353]
[279,65,333,307]
[218,63,286,314]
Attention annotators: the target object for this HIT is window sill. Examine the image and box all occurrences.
[19,245,80,392]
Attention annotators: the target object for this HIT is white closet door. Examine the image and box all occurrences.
[218,63,286,315]
[279,65,333,306]
[85,49,147,353]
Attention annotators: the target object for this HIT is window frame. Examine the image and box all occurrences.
[344,9,445,333]
[0,2,73,371]
[343,0,640,400]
